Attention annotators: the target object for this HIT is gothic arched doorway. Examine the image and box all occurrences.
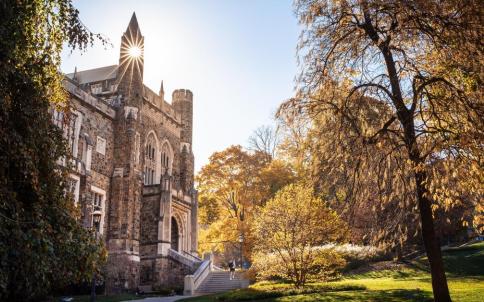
[171,217,179,251]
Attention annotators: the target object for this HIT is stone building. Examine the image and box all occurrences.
[59,13,199,293]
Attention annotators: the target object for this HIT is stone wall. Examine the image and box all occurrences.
[140,187,161,258]
[70,96,115,235]
[155,257,194,289]
[105,253,140,294]
[140,100,183,189]
[62,14,198,295]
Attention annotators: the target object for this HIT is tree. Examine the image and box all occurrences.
[253,183,347,287]
[0,1,106,300]
[197,146,267,259]
[287,1,483,301]
[248,125,280,160]
[276,113,311,177]
[196,146,295,262]
[303,98,420,256]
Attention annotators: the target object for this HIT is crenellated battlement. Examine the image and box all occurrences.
[143,85,182,123]
[172,89,193,101]
[143,85,161,105]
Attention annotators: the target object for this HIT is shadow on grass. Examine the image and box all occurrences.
[345,268,427,280]
[178,284,365,302]
[413,242,484,277]
[181,289,433,302]
[258,289,433,302]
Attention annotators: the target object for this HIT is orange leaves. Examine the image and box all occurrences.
[196,145,295,257]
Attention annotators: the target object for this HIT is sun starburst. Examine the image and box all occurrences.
[128,46,142,58]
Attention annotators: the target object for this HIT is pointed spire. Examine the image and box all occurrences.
[124,12,141,37]
[159,80,164,97]
[72,66,78,82]
[128,12,139,30]
[117,12,145,100]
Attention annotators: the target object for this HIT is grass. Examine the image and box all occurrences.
[413,242,484,277]
[178,283,367,302]
[179,242,484,302]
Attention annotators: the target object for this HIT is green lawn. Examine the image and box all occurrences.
[179,242,484,302]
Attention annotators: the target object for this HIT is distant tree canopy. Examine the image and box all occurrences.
[0,1,106,301]
[248,125,280,160]
[196,145,295,262]
[283,1,483,301]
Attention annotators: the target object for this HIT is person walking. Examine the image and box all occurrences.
[228,259,236,280]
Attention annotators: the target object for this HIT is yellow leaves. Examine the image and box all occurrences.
[254,183,348,255]
[197,146,296,258]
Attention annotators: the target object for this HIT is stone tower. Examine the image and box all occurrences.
[172,90,194,192]
[172,89,197,255]
[106,12,144,293]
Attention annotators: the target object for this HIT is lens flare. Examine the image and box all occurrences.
[128,46,142,58]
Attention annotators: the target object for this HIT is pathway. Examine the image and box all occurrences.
[124,295,202,302]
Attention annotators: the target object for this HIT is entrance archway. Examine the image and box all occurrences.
[171,217,179,251]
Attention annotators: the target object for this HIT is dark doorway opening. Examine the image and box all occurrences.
[171,217,179,251]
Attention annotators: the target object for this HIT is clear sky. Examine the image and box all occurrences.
[61,0,300,173]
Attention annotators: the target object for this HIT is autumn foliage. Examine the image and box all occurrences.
[252,184,347,287]
[196,145,295,262]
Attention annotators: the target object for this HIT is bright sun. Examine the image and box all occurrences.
[128,46,142,58]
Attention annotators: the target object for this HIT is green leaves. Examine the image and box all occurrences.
[0,1,106,301]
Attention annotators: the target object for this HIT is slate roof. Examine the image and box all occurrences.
[66,65,118,84]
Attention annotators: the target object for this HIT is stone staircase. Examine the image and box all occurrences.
[184,254,249,295]
[195,271,248,294]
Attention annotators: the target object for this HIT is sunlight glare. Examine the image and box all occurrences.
[128,46,142,58]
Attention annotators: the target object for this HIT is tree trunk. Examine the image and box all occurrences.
[359,7,452,300]
[401,108,452,302]
[414,169,451,302]
[379,40,452,302]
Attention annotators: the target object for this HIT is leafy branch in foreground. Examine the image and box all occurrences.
[0,1,107,301]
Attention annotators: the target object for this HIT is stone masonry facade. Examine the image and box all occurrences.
[58,13,198,293]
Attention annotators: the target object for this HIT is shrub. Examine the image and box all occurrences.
[316,243,389,271]
[253,184,348,287]
[252,248,346,283]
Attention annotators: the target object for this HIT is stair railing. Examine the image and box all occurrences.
[184,253,213,295]
[182,250,203,262]
[168,248,201,270]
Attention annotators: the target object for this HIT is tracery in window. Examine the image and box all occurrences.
[161,141,173,175]
[144,132,158,185]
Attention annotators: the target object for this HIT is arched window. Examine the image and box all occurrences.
[144,132,158,185]
[161,141,173,175]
